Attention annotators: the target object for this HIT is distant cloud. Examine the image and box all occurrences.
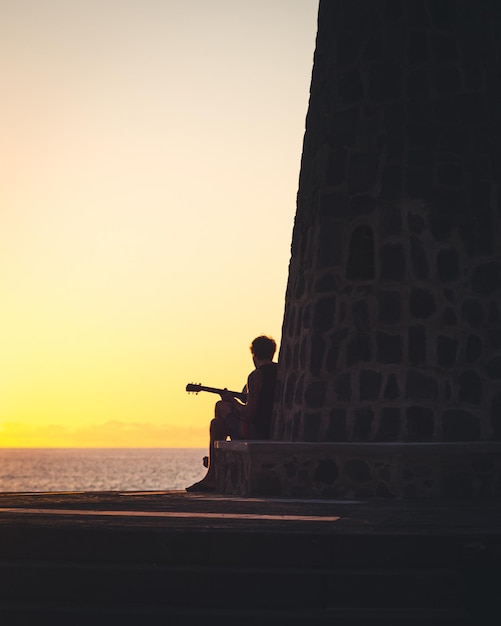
[0,421,207,448]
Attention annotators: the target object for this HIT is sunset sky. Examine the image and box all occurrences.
[1,0,318,447]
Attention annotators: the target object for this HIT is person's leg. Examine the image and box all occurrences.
[186,401,232,492]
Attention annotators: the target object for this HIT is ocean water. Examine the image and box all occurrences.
[0,448,207,492]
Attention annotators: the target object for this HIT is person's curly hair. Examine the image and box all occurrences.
[250,336,276,360]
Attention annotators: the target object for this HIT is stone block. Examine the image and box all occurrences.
[465,334,483,363]
[383,104,405,158]
[324,148,348,186]
[320,192,350,220]
[338,69,364,104]
[408,29,430,64]
[303,412,322,441]
[329,107,359,146]
[410,235,430,279]
[378,291,402,325]
[312,296,336,332]
[352,299,370,331]
[377,331,403,363]
[348,152,379,193]
[325,343,340,372]
[407,69,429,98]
[458,219,478,255]
[383,372,400,400]
[294,375,304,405]
[436,335,458,368]
[294,274,305,299]
[433,67,462,94]
[359,370,382,401]
[310,334,325,376]
[409,325,426,365]
[335,27,360,64]
[313,459,338,484]
[407,123,437,151]
[284,373,297,408]
[441,306,457,326]
[491,392,501,440]
[379,203,403,238]
[379,243,406,281]
[380,164,403,201]
[488,329,501,350]
[304,381,327,410]
[457,93,489,126]
[408,148,430,168]
[406,369,439,400]
[437,248,460,282]
[410,288,437,319]
[406,406,435,441]
[334,372,352,401]
[346,334,372,366]
[325,330,348,372]
[489,301,501,324]
[346,225,375,280]
[362,31,383,63]
[407,167,433,197]
[439,126,469,153]
[429,216,454,241]
[354,406,374,440]
[327,407,347,441]
[442,409,481,441]
[351,194,376,216]
[437,162,464,186]
[408,212,425,233]
[369,62,401,100]
[485,357,501,380]
[458,370,482,404]
[376,407,401,441]
[461,299,483,327]
[316,225,344,268]
[345,459,371,482]
[301,304,311,329]
[315,272,337,293]
[472,261,501,295]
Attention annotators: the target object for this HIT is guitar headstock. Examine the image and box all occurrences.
[186,383,202,394]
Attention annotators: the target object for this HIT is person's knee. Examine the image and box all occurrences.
[215,400,232,419]
[210,416,225,438]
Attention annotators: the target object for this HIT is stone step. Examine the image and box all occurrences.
[1,493,499,624]
[0,604,475,626]
[0,525,493,571]
[0,561,466,610]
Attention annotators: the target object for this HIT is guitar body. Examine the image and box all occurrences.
[186,383,247,402]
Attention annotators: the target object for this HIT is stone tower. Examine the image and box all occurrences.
[216,0,501,497]
[268,0,501,496]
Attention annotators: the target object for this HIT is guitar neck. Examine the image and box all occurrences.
[199,385,230,395]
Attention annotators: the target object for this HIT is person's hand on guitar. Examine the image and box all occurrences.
[220,388,237,403]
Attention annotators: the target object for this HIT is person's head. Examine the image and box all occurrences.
[250,335,277,362]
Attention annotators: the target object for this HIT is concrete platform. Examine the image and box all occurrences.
[0,491,500,624]
[0,489,500,534]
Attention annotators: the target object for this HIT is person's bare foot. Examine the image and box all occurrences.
[185,478,215,493]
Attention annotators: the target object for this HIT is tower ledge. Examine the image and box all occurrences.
[215,440,501,499]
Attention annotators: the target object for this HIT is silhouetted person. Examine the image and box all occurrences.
[186,335,278,493]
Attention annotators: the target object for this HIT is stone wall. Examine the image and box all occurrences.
[272,0,501,447]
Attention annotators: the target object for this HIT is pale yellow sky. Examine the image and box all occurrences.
[0,0,318,447]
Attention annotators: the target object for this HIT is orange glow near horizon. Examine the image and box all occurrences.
[0,0,318,448]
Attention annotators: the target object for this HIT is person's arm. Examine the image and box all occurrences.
[236,368,262,421]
